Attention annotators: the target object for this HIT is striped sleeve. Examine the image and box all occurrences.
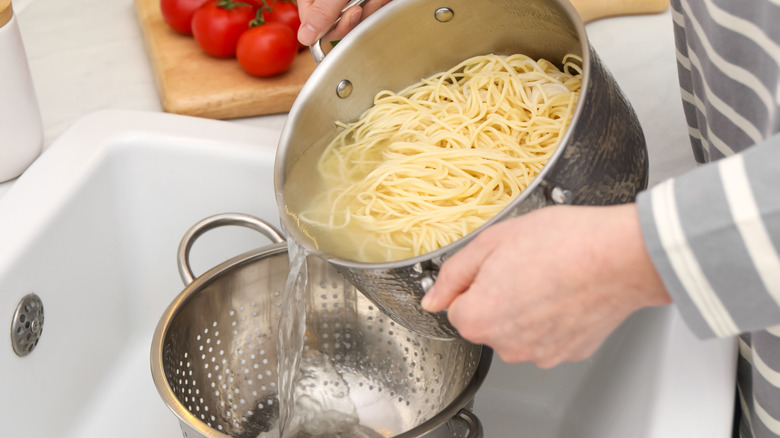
[636,136,780,339]
[670,0,780,163]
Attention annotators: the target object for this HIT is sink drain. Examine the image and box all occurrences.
[10,293,44,357]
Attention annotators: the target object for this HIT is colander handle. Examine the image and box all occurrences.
[310,0,371,64]
[451,408,483,438]
[177,213,286,286]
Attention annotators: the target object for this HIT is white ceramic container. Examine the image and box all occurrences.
[0,0,42,182]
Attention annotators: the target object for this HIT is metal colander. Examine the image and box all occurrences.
[151,214,492,438]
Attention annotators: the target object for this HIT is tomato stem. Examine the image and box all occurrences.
[216,0,253,10]
[258,0,274,13]
[249,6,267,27]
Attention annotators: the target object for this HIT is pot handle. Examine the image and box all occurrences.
[449,409,483,438]
[177,213,286,286]
[310,0,371,64]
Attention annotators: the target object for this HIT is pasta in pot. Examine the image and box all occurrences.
[294,53,582,262]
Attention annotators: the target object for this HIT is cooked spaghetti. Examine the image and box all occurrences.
[295,53,582,262]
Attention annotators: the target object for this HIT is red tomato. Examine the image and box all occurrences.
[236,22,298,76]
[241,0,264,8]
[191,0,258,58]
[262,1,300,33]
[262,0,304,49]
[160,0,209,34]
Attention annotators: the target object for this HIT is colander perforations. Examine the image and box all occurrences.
[159,250,484,437]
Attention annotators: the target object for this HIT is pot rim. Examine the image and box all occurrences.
[276,0,592,270]
[150,243,494,438]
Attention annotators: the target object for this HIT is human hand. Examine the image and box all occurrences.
[421,204,671,368]
[297,0,394,46]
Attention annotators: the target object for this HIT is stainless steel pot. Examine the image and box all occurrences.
[151,213,492,438]
[274,0,648,339]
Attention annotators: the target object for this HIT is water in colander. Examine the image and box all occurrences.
[275,239,380,438]
[284,350,365,436]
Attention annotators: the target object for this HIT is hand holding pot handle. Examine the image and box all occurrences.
[299,0,393,55]
[421,204,671,368]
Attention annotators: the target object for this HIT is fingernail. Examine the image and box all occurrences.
[348,8,362,28]
[298,23,319,46]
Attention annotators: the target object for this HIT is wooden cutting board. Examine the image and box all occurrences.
[134,0,668,120]
[569,0,669,23]
[134,0,317,119]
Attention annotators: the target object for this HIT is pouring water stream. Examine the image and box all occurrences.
[276,238,308,436]
[275,237,365,437]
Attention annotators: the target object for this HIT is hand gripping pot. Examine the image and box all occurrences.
[274,0,648,339]
[151,214,492,438]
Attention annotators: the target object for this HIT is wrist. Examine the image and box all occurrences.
[601,203,672,308]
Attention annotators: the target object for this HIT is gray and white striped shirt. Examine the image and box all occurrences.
[636,0,780,436]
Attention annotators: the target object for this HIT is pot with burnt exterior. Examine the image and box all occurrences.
[151,213,492,438]
[274,0,648,339]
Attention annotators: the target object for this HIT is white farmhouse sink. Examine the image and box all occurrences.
[0,110,736,437]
